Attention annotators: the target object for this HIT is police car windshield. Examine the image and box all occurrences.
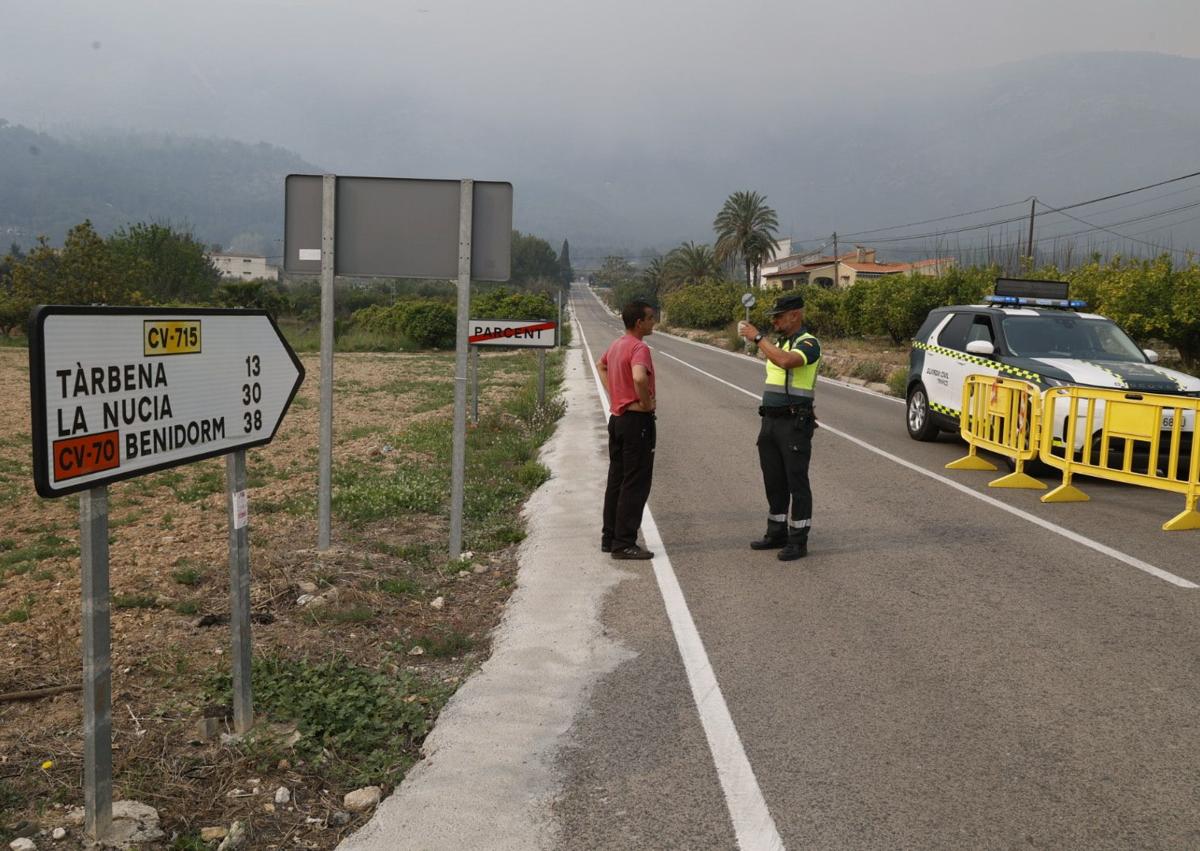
[1001,315,1145,362]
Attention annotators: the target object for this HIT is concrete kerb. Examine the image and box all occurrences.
[338,332,634,851]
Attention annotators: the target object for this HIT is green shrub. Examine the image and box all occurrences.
[402,302,456,348]
[608,279,659,312]
[796,285,848,337]
[472,288,555,320]
[663,279,741,329]
[850,360,888,383]
[887,368,908,398]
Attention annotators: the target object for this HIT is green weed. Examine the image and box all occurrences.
[172,566,204,586]
[112,594,158,610]
[207,656,450,786]
[378,577,422,597]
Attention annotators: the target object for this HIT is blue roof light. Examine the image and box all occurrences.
[985,294,1086,310]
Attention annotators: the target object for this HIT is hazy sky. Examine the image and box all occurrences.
[5,1,1200,253]
[6,0,1199,153]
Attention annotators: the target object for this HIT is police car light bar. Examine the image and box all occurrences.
[994,277,1070,300]
[985,294,1088,309]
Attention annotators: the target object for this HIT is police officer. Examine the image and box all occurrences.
[738,293,820,561]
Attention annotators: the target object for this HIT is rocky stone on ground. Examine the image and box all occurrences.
[9,838,36,851]
[216,820,246,850]
[199,826,228,841]
[342,786,382,813]
[62,801,164,847]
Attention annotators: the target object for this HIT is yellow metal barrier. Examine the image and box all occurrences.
[1039,386,1200,531]
[946,375,1045,489]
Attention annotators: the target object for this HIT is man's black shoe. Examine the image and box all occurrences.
[777,542,808,561]
[611,545,654,561]
[750,536,787,551]
[601,541,612,553]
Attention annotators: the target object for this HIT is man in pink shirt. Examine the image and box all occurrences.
[597,300,658,560]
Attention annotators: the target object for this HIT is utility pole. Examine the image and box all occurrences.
[832,232,838,288]
[1026,198,1037,267]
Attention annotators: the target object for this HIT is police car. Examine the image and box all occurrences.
[905,279,1200,457]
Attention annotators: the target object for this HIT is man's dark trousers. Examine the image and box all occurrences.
[602,411,656,550]
[756,408,814,536]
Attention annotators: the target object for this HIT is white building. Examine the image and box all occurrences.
[209,252,278,281]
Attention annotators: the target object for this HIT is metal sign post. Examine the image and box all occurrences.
[226,450,253,732]
[80,485,112,841]
[318,174,336,551]
[537,350,547,407]
[449,180,474,561]
[470,347,480,424]
[741,291,756,355]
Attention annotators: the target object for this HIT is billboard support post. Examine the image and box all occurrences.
[449,180,474,561]
[80,485,112,841]
[318,174,336,551]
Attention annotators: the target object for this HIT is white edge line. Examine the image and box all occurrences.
[647,343,1197,590]
[583,285,904,406]
[575,312,786,851]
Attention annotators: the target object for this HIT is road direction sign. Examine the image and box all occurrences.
[29,306,305,498]
[468,319,557,348]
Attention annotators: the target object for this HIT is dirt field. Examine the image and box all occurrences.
[0,346,559,849]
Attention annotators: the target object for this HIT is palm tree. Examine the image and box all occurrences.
[713,190,780,288]
[663,241,720,290]
[640,257,667,299]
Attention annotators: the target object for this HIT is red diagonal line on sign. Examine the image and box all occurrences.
[468,321,556,344]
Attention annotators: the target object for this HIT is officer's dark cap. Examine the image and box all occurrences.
[765,293,805,315]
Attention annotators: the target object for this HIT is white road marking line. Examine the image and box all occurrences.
[649,345,1198,590]
[577,317,786,851]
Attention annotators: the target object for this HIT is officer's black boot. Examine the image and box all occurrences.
[777,529,808,561]
[750,520,787,550]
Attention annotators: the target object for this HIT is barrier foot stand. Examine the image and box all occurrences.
[1042,483,1088,503]
[1162,504,1200,531]
[946,453,997,472]
[989,471,1047,490]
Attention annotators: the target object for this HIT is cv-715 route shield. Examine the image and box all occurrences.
[29,306,305,498]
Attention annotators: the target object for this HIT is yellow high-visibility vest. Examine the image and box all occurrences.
[763,332,819,399]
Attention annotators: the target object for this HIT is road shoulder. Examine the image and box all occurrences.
[339,343,633,851]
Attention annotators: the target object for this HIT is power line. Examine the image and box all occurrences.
[831,197,1033,239]
[795,168,1200,247]
[1034,200,1197,259]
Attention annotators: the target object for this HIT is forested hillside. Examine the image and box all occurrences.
[0,123,318,254]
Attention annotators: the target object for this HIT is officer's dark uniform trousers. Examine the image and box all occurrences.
[757,404,815,538]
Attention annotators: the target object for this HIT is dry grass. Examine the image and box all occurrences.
[0,347,559,849]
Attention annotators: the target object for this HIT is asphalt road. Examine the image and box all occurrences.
[557,285,1200,849]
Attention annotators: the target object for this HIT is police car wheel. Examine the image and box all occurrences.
[906,383,940,441]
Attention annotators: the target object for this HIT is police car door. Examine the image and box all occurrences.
[935,312,1001,418]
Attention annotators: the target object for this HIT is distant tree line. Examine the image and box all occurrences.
[0,222,575,350]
